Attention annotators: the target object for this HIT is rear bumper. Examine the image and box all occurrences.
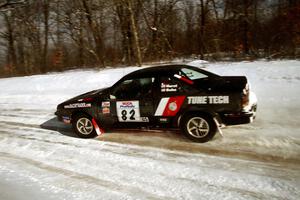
[221,92,257,125]
[221,105,257,125]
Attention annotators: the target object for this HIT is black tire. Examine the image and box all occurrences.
[180,113,217,143]
[72,113,97,138]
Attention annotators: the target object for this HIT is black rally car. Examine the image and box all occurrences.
[55,64,257,142]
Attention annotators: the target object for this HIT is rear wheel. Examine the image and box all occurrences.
[180,114,217,143]
[72,114,97,138]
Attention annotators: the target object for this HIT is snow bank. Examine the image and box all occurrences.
[0,67,139,110]
[186,59,209,66]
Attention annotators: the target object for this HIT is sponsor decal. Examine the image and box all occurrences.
[168,102,178,111]
[141,117,149,122]
[116,101,149,122]
[102,101,111,114]
[155,96,186,117]
[102,107,110,114]
[115,101,151,122]
[62,116,71,124]
[64,103,91,109]
[117,101,140,122]
[161,83,178,92]
[187,96,229,104]
[159,118,169,123]
[119,101,135,108]
[101,101,110,107]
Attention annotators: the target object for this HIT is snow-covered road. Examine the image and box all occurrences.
[0,60,299,199]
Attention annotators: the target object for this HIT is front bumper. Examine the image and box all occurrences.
[55,109,72,124]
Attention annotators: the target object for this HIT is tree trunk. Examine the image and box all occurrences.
[81,0,105,67]
[4,13,17,74]
[126,0,142,66]
[42,0,49,73]
[243,0,249,55]
[78,13,84,67]
[199,0,205,60]
[151,0,158,58]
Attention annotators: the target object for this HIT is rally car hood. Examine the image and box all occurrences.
[59,87,108,106]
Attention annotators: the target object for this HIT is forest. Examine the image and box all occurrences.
[0,0,299,77]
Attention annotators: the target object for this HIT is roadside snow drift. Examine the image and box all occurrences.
[0,60,299,200]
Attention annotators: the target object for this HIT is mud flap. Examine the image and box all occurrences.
[92,118,105,136]
[213,117,224,137]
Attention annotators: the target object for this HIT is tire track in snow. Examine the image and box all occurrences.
[97,132,300,166]
[2,126,298,184]
[0,109,300,199]
[0,152,167,200]
[1,134,299,200]
[1,109,300,168]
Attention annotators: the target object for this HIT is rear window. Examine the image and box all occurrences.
[181,68,208,80]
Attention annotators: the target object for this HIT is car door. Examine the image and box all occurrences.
[109,77,156,128]
[153,71,200,125]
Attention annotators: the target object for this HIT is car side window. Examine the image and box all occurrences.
[113,77,154,99]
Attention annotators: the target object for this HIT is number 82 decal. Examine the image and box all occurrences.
[116,101,141,122]
[121,109,135,121]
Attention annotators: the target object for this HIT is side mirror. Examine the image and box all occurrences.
[110,95,116,100]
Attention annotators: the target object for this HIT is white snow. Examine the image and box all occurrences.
[0,60,300,199]
[200,60,300,157]
[187,59,209,66]
[0,67,140,110]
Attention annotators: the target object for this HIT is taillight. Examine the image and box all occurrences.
[242,83,250,107]
[242,93,249,107]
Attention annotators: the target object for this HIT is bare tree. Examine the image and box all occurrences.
[81,0,105,67]
[124,0,142,66]
[114,0,142,66]
[0,0,26,10]
[3,12,17,74]
[0,0,299,77]
[42,0,50,72]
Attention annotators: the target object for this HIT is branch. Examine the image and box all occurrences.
[0,0,26,10]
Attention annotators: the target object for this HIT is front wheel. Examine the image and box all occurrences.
[180,114,217,143]
[72,114,97,138]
